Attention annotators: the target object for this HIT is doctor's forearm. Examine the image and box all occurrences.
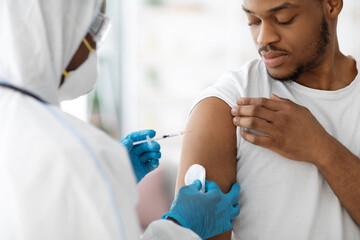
[315,137,360,225]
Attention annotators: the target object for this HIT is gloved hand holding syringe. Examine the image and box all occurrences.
[133,131,190,145]
[120,130,190,183]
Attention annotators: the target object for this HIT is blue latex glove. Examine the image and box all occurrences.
[162,180,240,239]
[120,129,161,183]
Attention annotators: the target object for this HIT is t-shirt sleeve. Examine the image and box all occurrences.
[191,71,244,111]
[190,59,265,111]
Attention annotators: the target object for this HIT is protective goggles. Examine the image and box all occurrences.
[89,12,112,49]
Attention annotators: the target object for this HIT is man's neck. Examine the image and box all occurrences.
[295,48,358,91]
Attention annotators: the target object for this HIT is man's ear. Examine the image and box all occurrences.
[323,0,343,19]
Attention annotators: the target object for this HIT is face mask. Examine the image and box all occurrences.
[59,52,98,101]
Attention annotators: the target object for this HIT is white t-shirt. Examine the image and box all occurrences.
[193,59,360,239]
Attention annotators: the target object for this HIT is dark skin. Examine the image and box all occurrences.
[60,1,106,86]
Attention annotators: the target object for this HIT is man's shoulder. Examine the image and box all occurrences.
[192,58,269,109]
[216,58,269,89]
[228,58,266,79]
[217,58,266,83]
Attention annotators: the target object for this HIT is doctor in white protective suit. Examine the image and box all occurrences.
[0,0,241,239]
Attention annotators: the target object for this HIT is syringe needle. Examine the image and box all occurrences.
[133,131,190,145]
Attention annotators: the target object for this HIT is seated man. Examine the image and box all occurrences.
[175,0,360,239]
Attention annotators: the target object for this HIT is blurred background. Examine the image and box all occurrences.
[62,0,360,230]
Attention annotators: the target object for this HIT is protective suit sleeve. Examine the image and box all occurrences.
[141,219,201,240]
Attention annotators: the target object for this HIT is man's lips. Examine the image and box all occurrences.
[260,51,288,68]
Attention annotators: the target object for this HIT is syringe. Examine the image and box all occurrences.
[133,131,189,145]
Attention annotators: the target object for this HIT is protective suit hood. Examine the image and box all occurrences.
[0,0,102,105]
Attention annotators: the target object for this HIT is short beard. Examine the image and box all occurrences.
[270,15,330,82]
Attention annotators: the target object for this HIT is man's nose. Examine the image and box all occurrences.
[256,22,280,47]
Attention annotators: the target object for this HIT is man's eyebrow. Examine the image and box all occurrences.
[242,2,301,14]
[242,5,253,14]
[268,2,300,13]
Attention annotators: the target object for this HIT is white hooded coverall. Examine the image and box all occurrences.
[0,0,200,239]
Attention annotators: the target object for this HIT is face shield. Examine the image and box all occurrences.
[88,12,112,50]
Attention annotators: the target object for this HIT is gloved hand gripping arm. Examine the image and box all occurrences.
[162,180,241,239]
[120,129,161,183]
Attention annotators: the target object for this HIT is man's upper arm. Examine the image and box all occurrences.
[176,97,237,240]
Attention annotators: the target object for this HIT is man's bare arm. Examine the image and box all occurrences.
[176,97,237,240]
[315,137,360,225]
